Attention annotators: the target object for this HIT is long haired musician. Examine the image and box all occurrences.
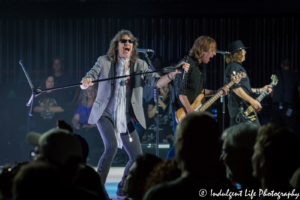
[225,40,272,126]
[80,30,189,197]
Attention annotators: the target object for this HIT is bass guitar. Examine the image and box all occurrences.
[175,71,246,123]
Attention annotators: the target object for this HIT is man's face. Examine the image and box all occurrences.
[53,59,62,72]
[117,34,133,59]
[220,139,253,184]
[241,49,246,62]
[200,44,216,64]
[252,142,264,180]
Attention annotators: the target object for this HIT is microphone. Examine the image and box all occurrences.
[216,50,231,55]
[181,56,188,81]
[137,48,154,53]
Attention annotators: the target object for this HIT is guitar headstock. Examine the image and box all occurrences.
[271,74,278,86]
[230,71,247,84]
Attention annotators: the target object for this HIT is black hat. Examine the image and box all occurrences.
[228,40,250,53]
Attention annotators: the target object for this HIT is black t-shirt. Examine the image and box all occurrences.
[143,175,232,200]
[34,92,64,120]
[53,73,76,103]
[174,56,206,109]
[272,69,300,105]
[33,92,65,132]
[225,62,253,118]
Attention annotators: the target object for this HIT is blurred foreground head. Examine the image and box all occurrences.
[252,124,300,185]
[175,112,220,172]
[123,153,162,200]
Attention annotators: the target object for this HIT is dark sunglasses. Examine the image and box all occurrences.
[119,39,134,44]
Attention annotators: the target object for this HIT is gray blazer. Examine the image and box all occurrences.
[83,55,160,129]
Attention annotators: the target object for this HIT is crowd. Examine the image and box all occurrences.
[1,111,300,200]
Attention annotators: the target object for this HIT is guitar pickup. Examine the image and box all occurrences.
[248,115,256,121]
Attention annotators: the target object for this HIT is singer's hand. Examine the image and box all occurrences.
[175,62,190,74]
[80,78,93,89]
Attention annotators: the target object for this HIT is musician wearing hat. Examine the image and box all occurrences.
[225,40,272,126]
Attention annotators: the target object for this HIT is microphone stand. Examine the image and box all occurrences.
[19,60,163,118]
[142,52,160,157]
[219,53,226,131]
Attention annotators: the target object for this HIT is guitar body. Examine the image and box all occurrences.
[175,93,205,123]
[239,100,258,122]
[239,74,278,122]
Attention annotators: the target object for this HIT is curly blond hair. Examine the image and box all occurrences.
[106,30,139,63]
[189,36,216,60]
[225,50,244,64]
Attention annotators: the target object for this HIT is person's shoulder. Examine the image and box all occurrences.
[97,55,111,64]
[77,104,86,109]
[227,62,242,68]
[136,58,147,66]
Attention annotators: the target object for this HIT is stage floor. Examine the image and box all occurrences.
[104,167,125,200]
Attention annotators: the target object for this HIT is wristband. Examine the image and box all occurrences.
[167,73,173,80]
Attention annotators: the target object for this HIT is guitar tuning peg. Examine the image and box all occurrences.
[233,71,236,75]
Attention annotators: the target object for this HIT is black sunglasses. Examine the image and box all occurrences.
[119,39,134,44]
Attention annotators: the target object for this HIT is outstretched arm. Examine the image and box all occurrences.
[233,87,261,109]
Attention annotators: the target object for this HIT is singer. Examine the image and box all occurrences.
[80,30,189,198]
[166,36,228,159]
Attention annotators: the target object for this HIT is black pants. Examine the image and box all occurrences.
[272,103,298,132]
[230,112,261,127]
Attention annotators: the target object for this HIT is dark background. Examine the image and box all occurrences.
[0,0,299,164]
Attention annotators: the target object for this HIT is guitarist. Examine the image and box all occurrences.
[166,36,228,159]
[225,40,272,126]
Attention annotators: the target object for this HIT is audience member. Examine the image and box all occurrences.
[13,162,63,200]
[123,154,162,200]
[271,57,300,133]
[52,57,79,106]
[25,127,106,199]
[71,86,102,165]
[0,162,28,199]
[145,159,181,191]
[75,164,107,198]
[143,112,231,200]
[221,123,261,191]
[33,74,65,132]
[290,167,300,190]
[26,127,84,181]
[252,124,300,196]
[72,85,97,132]
[142,84,174,144]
